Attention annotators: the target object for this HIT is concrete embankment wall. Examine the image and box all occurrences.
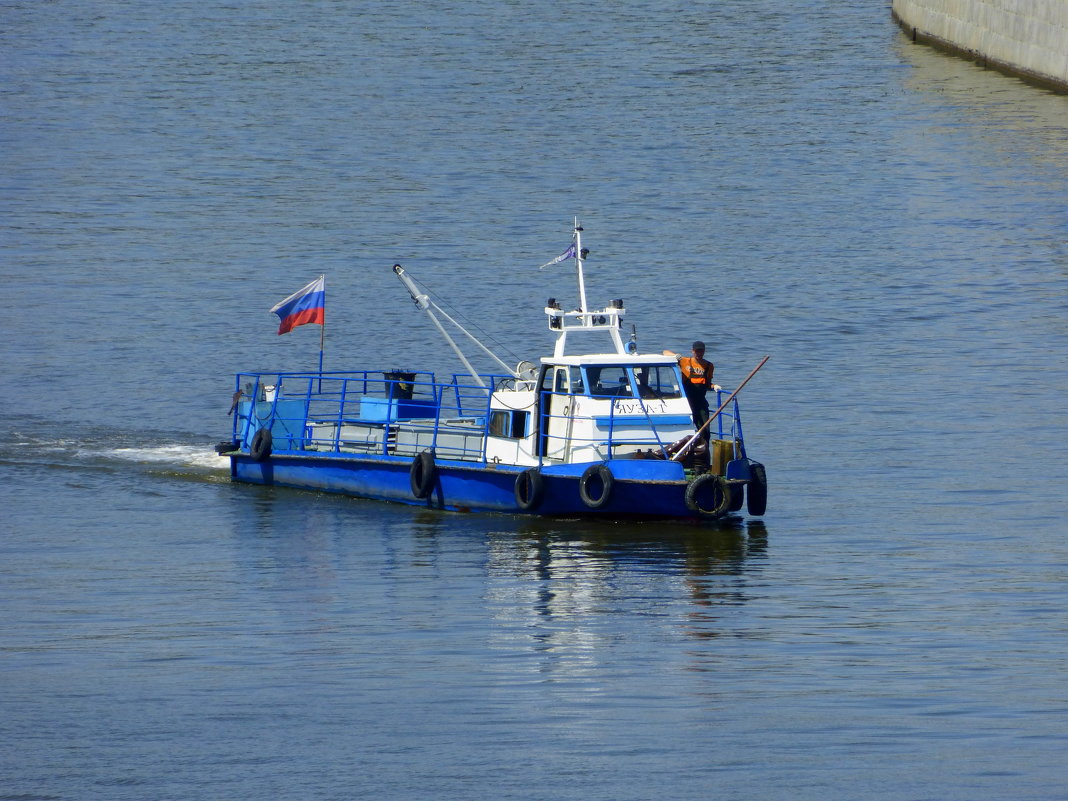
[892,0,1068,91]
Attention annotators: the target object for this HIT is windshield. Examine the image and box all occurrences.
[634,365,682,399]
[586,365,632,397]
[583,364,682,399]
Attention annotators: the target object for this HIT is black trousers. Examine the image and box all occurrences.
[687,390,710,439]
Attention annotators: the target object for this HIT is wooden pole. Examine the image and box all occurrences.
[671,355,770,462]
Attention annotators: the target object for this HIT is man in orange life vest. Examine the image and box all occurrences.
[664,341,720,439]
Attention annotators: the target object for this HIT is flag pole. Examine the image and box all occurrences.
[318,275,326,391]
[320,275,324,390]
[317,317,325,391]
[269,274,327,391]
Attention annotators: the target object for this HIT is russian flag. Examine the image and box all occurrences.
[270,275,325,335]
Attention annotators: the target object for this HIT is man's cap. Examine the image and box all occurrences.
[692,341,705,351]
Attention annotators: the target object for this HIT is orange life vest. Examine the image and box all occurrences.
[679,356,713,388]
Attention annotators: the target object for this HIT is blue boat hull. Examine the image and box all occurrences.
[229,452,711,519]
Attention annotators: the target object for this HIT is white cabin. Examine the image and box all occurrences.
[484,283,696,466]
[484,353,694,466]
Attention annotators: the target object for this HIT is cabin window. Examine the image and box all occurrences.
[539,367,555,393]
[489,409,529,439]
[568,365,584,394]
[543,365,583,395]
[586,365,634,398]
[633,365,683,399]
[553,367,568,393]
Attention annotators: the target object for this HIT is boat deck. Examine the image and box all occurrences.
[305,417,487,460]
[229,368,746,470]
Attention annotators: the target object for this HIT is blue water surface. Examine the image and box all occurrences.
[2,1,1068,799]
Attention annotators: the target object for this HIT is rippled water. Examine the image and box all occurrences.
[3,1,1068,799]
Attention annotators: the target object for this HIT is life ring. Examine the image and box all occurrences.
[684,473,733,518]
[409,451,436,499]
[249,428,272,461]
[514,468,545,511]
[578,463,614,509]
[747,462,768,516]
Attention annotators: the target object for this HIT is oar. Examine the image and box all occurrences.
[671,355,770,462]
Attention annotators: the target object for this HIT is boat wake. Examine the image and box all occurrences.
[94,444,230,472]
[1,424,230,477]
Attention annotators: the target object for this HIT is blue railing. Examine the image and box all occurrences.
[231,371,745,466]
[537,387,743,463]
[231,370,495,462]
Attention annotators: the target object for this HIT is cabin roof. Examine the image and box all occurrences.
[540,353,677,367]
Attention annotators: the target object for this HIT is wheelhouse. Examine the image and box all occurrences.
[485,354,715,467]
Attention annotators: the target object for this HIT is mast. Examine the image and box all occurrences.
[574,219,588,313]
[544,221,627,357]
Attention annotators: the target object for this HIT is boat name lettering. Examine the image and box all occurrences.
[612,399,667,415]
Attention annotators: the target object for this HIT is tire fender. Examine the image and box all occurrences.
[409,451,436,499]
[578,463,614,509]
[684,473,732,518]
[747,462,768,516]
[514,468,545,511]
[249,428,272,461]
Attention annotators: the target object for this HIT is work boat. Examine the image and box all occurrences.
[218,226,768,520]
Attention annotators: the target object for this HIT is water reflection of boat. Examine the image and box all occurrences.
[217,223,769,522]
[502,522,769,575]
[483,521,769,642]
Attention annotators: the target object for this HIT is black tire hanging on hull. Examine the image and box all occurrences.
[249,428,272,461]
[747,462,768,516]
[410,451,436,499]
[727,480,745,512]
[514,468,545,511]
[578,464,614,509]
[684,473,733,519]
